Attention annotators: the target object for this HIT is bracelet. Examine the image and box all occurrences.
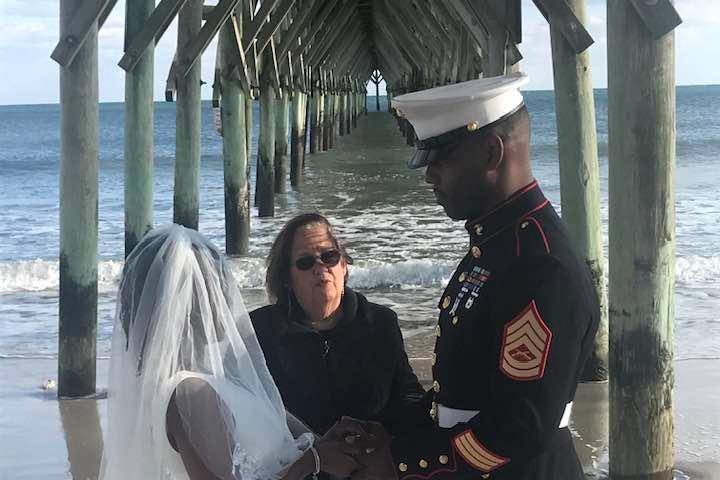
[309,446,321,475]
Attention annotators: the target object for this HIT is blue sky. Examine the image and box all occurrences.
[0,0,717,105]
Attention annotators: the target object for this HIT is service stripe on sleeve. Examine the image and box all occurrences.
[452,430,509,472]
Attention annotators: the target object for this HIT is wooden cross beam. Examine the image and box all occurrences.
[305,2,359,67]
[99,0,120,30]
[373,17,417,72]
[328,28,365,73]
[119,0,189,72]
[317,18,363,68]
[275,0,322,67]
[285,0,342,73]
[388,0,444,61]
[532,0,594,53]
[178,0,242,77]
[466,0,523,66]
[628,0,682,39]
[228,11,253,92]
[254,0,297,57]
[373,25,414,73]
[51,0,117,67]
[241,0,282,54]
[375,2,433,73]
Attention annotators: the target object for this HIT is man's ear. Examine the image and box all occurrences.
[483,133,505,172]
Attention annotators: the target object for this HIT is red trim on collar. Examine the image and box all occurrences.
[467,180,539,228]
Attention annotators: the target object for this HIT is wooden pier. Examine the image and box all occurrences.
[51,1,682,477]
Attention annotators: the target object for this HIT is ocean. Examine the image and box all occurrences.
[1,86,719,363]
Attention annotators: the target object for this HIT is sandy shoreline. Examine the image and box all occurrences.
[1,356,718,479]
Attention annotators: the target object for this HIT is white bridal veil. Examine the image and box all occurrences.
[100,225,311,479]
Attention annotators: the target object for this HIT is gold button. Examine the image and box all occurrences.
[419,459,429,468]
[435,325,441,337]
[458,272,466,282]
[430,402,438,420]
[521,221,529,229]
[398,463,408,472]
[433,380,440,393]
[442,296,451,309]
[439,455,449,465]
[474,224,484,236]
[452,316,459,325]
[467,120,480,131]
[471,246,482,258]
[431,352,437,365]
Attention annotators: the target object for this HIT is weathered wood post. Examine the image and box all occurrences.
[352,80,359,128]
[124,0,154,257]
[174,0,203,229]
[57,0,99,397]
[257,49,276,217]
[329,89,337,149]
[290,88,306,186]
[322,86,331,151]
[339,89,346,136]
[219,20,250,255]
[245,94,254,160]
[310,83,320,153]
[274,85,290,193]
[608,1,678,478]
[549,0,607,381]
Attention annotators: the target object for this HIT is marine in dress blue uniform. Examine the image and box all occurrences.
[375,73,600,480]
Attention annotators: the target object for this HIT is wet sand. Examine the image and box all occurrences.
[1,354,718,479]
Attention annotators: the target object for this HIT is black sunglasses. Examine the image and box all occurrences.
[293,249,342,271]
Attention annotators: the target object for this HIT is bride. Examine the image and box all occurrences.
[100,225,362,479]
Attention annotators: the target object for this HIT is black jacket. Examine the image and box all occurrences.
[391,181,600,480]
[250,288,431,437]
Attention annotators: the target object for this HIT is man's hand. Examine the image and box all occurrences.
[338,419,397,480]
[315,420,364,478]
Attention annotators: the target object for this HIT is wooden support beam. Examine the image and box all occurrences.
[124,0,155,256]
[274,77,290,193]
[99,0,119,29]
[608,0,676,477]
[119,0,189,72]
[467,0,523,67]
[178,0,241,77]
[379,0,437,70]
[173,0,202,229]
[550,0,607,381]
[290,88,307,187]
[319,20,362,69]
[58,0,99,398]
[285,0,341,73]
[52,0,114,67]
[254,0,297,56]
[227,12,252,93]
[242,0,282,54]
[275,0,321,65]
[305,4,358,67]
[532,0,594,53]
[374,4,428,71]
[219,20,250,255]
[628,0,682,39]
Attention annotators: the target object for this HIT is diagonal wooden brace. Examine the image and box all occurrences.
[178,0,242,77]
[119,0,189,72]
[51,0,115,67]
[532,0,594,53]
[628,0,682,39]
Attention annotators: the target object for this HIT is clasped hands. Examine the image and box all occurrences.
[317,416,398,480]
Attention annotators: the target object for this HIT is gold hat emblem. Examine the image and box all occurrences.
[467,121,480,132]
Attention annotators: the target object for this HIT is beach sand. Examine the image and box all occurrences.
[1,353,718,479]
